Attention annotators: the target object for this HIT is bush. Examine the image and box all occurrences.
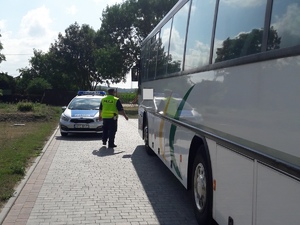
[17,101,34,112]
[10,164,25,176]
[117,92,137,104]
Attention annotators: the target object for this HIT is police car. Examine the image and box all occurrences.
[59,91,106,136]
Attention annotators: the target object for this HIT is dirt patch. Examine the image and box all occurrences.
[0,113,48,123]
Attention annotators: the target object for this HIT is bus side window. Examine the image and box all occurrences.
[184,0,215,70]
[141,41,150,81]
[148,42,158,80]
[156,19,172,78]
[213,1,268,63]
[167,1,189,74]
[267,0,300,50]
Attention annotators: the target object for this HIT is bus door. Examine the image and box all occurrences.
[154,96,177,163]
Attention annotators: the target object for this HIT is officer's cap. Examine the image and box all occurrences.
[108,88,115,94]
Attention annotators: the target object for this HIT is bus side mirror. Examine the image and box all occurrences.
[131,67,139,82]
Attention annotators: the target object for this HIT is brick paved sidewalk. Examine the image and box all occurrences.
[0,118,198,225]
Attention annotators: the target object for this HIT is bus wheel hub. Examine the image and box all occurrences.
[194,163,206,211]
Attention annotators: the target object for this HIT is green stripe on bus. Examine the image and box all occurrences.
[169,85,195,179]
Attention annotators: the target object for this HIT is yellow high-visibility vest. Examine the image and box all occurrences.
[101,95,119,118]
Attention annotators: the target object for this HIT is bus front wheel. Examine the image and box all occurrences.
[192,150,212,224]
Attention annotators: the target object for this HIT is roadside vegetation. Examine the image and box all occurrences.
[0,102,61,209]
[117,92,138,118]
[123,105,138,118]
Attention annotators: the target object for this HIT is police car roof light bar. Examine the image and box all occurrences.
[77,91,106,96]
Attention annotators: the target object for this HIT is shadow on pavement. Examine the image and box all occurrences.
[56,133,103,141]
[92,147,125,157]
[131,145,199,225]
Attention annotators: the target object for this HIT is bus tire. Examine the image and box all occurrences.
[192,149,212,224]
[143,120,155,156]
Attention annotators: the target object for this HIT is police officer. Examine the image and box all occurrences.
[99,88,128,148]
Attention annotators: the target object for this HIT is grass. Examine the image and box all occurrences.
[123,105,138,118]
[0,103,61,209]
[0,103,137,209]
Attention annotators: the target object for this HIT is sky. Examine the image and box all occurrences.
[0,0,137,89]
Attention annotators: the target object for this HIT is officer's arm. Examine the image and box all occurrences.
[119,110,128,120]
[116,100,128,120]
[99,110,102,120]
[99,103,103,120]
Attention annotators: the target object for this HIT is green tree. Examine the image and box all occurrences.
[0,34,8,96]
[99,0,178,81]
[16,50,51,94]
[0,73,15,90]
[0,73,16,98]
[133,0,178,39]
[215,27,281,62]
[27,49,75,91]
[94,45,124,84]
[0,33,5,65]
[16,0,178,91]
[97,2,138,83]
[16,68,35,94]
[26,77,52,95]
[50,23,99,90]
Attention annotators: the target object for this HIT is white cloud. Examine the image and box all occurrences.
[0,20,6,30]
[93,0,105,3]
[161,27,171,47]
[223,0,262,8]
[67,5,78,15]
[169,28,185,60]
[93,0,124,6]
[18,6,56,54]
[20,6,52,38]
[0,0,131,77]
[0,6,57,75]
[185,41,210,70]
[272,3,300,38]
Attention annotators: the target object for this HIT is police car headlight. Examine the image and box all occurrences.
[61,114,70,122]
[94,113,100,122]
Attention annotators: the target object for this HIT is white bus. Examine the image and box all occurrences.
[136,0,300,224]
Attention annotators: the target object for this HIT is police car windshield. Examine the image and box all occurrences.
[68,98,101,110]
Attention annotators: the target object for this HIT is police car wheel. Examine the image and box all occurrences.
[61,132,68,137]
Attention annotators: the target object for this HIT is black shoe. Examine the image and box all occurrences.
[108,144,117,148]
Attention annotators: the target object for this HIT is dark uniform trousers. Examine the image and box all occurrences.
[102,118,117,146]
